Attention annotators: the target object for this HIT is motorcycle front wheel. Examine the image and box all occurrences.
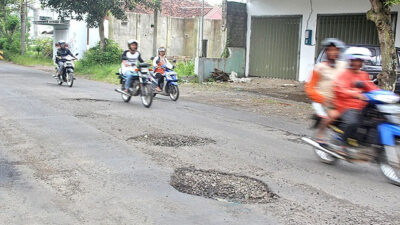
[141,84,153,108]
[169,85,179,101]
[314,148,338,165]
[66,72,74,87]
[379,149,400,186]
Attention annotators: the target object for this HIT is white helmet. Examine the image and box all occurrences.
[345,47,372,61]
[127,39,138,48]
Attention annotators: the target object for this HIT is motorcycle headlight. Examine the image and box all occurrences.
[374,94,400,104]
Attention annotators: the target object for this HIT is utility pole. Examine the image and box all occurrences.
[20,0,27,55]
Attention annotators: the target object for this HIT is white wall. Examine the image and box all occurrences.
[246,0,400,81]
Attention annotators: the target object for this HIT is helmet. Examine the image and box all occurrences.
[58,40,66,45]
[345,47,372,61]
[158,47,166,55]
[321,38,346,49]
[127,39,138,48]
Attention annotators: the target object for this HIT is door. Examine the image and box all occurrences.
[249,16,301,79]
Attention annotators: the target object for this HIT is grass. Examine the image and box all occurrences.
[75,62,121,84]
[175,60,195,77]
[6,52,53,66]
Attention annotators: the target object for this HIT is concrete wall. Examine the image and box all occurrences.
[109,12,224,60]
[246,0,400,81]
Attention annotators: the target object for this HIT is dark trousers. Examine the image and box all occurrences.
[341,109,362,144]
[155,73,164,88]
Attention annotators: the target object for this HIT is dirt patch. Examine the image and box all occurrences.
[127,134,216,147]
[170,168,278,204]
[62,98,111,102]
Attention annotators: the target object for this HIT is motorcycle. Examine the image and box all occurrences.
[114,63,153,108]
[150,61,179,101]
[302,88,400,186]
[55,54,78,87]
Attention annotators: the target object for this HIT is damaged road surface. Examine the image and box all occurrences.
[0,61,399,225]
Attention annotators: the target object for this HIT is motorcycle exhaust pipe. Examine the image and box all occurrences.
[115,88,131,96]
[301,137,346,160]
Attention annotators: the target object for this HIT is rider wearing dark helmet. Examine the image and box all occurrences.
[305,38,347,145]
[54,40,76,77]
[121,39,144,93]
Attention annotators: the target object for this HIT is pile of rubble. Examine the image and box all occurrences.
[210,69,252,83]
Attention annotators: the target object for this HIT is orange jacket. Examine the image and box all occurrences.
[305,70,325,103]
[334,69,378,113]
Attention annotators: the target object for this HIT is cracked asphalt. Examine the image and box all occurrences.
[0,61,399,225]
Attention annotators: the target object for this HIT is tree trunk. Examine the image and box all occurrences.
[152,9,159,56]
[99,17,106,51]
[20,0,26,54]
[367,0,398,91]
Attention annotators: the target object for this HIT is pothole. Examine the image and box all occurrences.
[127,134,216,147]
[0,160,21,185]
[62,98,110,102]
[170,168,278,204]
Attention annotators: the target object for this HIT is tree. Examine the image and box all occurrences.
[41,0,159,51]
[20,0,26,54]
[367,0,400,90]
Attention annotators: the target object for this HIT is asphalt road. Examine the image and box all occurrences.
[0,61,399,225]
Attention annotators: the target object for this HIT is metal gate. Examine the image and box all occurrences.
[316,14,397,53]
[249,16,301,79]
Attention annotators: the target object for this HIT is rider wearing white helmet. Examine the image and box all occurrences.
[121,39,144,92]
[305,38,347,144]
[153,47,173,92]
[332,47,379,151]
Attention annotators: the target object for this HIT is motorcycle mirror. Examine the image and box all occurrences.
[173,59,177,63]
[150,57,155,60]
[75,53,79,56]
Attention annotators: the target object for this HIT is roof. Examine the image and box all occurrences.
[133,0,213,18]
[204,7,222,20]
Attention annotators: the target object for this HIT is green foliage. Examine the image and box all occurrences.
[30,37,53,57]
[175,60,196,77]
[40,0,154,28]
[386,0,400,6]
[75,62,120,84]
[5,52,53,66]
[79,39,123,66]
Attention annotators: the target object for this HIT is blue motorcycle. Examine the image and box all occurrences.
[302,89,400,186]
[150,66,179,101]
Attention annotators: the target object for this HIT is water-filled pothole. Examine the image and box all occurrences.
[62,98,110,102]
[170,168,278,204]
[127,134,216,147]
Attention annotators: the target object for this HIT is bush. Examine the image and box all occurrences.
[175,60,195,77]
[80,39,123,66]
[30,37,53,57]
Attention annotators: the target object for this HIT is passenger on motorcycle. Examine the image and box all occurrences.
[305,38,347,144]
[54,40,77,78]
[122,39,144,93]
[153,47,173,92]
[333,47,378,150]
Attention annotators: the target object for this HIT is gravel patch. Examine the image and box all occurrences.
[170,168,278,204]
[127,134,216,147]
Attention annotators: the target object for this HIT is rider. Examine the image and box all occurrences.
[333,47,378,149]
[121,39,144,93]
[305,38,347,144]
[153,47,173,92]
[54,40,77,78]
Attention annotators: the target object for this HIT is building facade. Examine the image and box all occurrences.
[245,0,400,81]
